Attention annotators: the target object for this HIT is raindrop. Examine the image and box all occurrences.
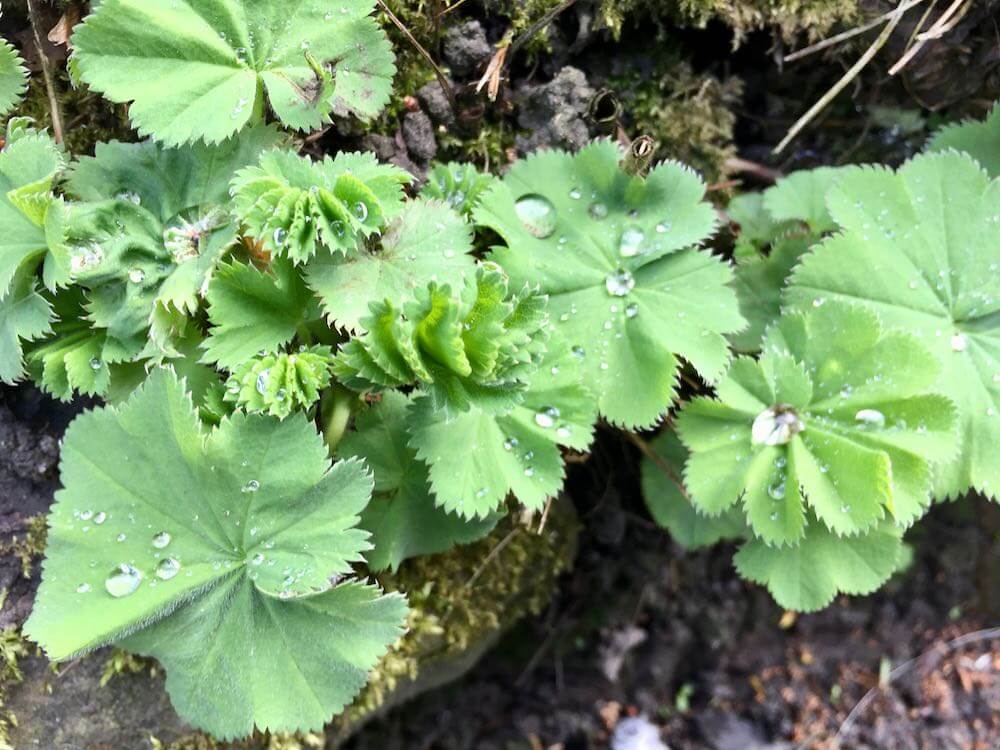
[524,467,535,477]
[354,201,369,221]
[116,533,126,542]
[128,268,145,284]
[503,437,519,451]
[655,222,670,234]
[571,345,585,358]
[950,333,968,352]
[840,504,850,513]
[251,552,265,565]
[751,406,804,446]
[151,531,171,549]
[79,509,94,521]
[625,303,639,318]
[105,564,142,598]
[767,481,786,500]
[90,358,102,371]
[588,202,609,220]
[76,583,91,594]
[812,297,825,308]
[155,558,181,580]
[605,268,636,297]
[768,512,779,521]
[618,226,645,257]
[273,227,287,246]
[569,187,582,200]
[854,409,886,429]
[256,369,270,395]
[94,512,107,525]
[534,406,560,428]
[514,194,557,239]
[242,479,260,493]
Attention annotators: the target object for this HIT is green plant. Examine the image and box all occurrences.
[1,2,998,740]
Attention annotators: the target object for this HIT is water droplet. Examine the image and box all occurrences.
[655,222,670,234]
[105,564,142,598]
[93,511,106,525]
[618,225,645,257]
[155,558,181,580]
[625,303,639,318]
[79,509,93,521]
[128,268,145,284]
[89,357,102,371]
[76,583,91,594]
[273,227,287,247]
[242,479,260,493]
[768,512,779,521]
[950,333,968,352]
[605,268,636,297]
[534,406,560,429]
[116,533,126,542]
[514,194,557,239]
[840,504,850,513]
[767,480,786,500]
[152,531,171,549]
[571,345,585,358]
[751,406,804,446]
[569,187,582,200]
[255,369,270,395]
[251,552,265,565]
[524,467,535,477]
[812,297,825,308]
[503,437,519,451]
[354,201,369,221]
[588,202,608,220]
[854,409,886,429]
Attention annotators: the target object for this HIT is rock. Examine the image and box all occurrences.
[402,110,438,163]
[515,66,596,155]
[417,80,456,127]
[612,716,669,750]
[359,132,421,180]
[442,20,492,79]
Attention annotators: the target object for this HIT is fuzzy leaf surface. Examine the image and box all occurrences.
[0,39,27,117]
[72,0,396,144]
[786,153,1000,499]
[225,345,333,418]
[928,105,1000,178]
[24,369,407,738]
[476,141,743,428]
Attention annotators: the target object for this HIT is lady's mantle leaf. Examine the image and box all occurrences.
[421,162,496,217]
[24,369,407,739]
[72,0,396,145]
[734,517,904,612]
[231,150,411,265]
[0,39,28,118]
[306,199,477,332]
[476,140,744,428]
[339,391,498,571]
[676,302,957,547]
[639,429,744,549]
[0,267,53,383]
[786,152,1000,500]
[224,345,333,419]
[928,104,1000,178]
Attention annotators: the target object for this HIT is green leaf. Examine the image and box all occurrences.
[0,266,53,383]
[231,149,411,265]
[306,199,477,331]
[408,338,597,519]
[640,430,744,549]
[0,131,64,295]
[475,141,744,428]
[0,38,27,117]
[24,368,407,738]
[730,237,810,352]
[339,391,499,571]
[334,264,548,418]
[761,166,843,234]
[420,162,496,217]
[72,0,396,145]
[676,302,957,547]
[202,258,315,369]
[734,518,904,612]
[786,152,1000,499]
[224,345,333,419]
[928,104,1000,178]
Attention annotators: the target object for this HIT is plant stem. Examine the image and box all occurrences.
[26,0,64,145]
[320,385,355,453]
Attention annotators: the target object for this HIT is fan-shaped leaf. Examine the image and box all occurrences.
[0,39,27,118]
[225,344,333,418]
[928,104,1000,178]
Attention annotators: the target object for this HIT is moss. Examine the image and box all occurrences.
[100,649,157,687]
[0,515,47,579]
[601,0,861,43]
[0,628,32,750]
[609,59,743,184]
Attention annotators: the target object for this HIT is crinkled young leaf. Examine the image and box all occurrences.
[202,258,316,369]
[306,199,476,331]
[730,237,810,352]
[231,150,411,265]
[339,391,499,571]
[224,345,333,419]
[24,369,407,738]
[334,264,548,418]
[928,104,1000,178]
[475,140,744,428]
[408,338,597,519]
[421,162,496,217]
[734,516,904,612]
[640,430,744,549]
[0,266,53,383]
[786,152,1000,500]
[72,0,396,145]
[0,39,27,117]
[676,302,958,547]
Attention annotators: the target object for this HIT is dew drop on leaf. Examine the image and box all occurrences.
[251,552,265,565]
[605,268,636,297]
[514,194,557,239]
[128,268,145,284]
[767,480,786,500]
[588,202,608,220]
[105,564,142,598]
[751,406,803,445]
[76,583,91,594]
[503,437,519,451]
[625,303,639,318]
[354,201,369,221]
[89,357,102,371]
[151,531,171,549]
[273,227,287,247]
[569,187,582,200]
[950,333,968,352]
[534,406,560,428]
[854,409,886,429]
[571,345,585,358]
[618,226,645,257]
[155,558,181,580]
[655,222,670,234]
[242,479,260,493]
[255,369,270,395]
[93,512,106,525]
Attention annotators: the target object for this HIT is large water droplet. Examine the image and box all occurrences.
[618,226,645,258]
[155,558,181,580]
[354,201,370,221]
[255,369,270,395]
[128,268,145,284]
[854,409,886,429]
[93,511,107,525]
[242,479,260,493]
[751,405,804,446]
[152,531,171,549]
[767,482,786,500]
[605,268,636,297]
[534,406,560,429]
[273,227,287,247]
[105,564,142,598]
[514,194,557,239]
